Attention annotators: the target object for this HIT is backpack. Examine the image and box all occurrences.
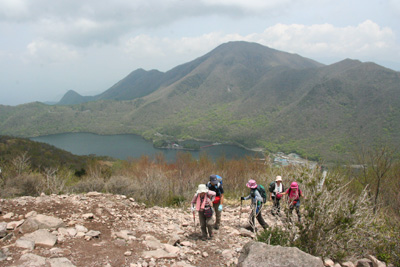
[268,181,275,193]
[288,187,301,201]
[204,205,213,218]
[256,185,267,203]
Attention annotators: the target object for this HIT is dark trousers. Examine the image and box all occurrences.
[271,196,281,213]
[212,202,221,227]
[288,199,301,221]
[249,204,268,230]
[198,210,213,238]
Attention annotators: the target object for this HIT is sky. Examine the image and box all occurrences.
[1,0,399,106]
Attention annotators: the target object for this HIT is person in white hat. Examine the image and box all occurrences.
[269,175,285,216]
[191,184,216,240]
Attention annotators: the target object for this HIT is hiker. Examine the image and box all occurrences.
[280,181,304,222]
[207,174,224,230]
[191,184,216,240]
[269,175,285,216]
[241,179,268,231]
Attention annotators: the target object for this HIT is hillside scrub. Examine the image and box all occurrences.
[0,151,399,265]
[258,167,380,261]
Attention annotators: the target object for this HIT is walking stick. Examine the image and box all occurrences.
[192,210,196,227]
[239,198,243,227]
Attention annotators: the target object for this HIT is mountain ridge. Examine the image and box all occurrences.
[1,41,399,162]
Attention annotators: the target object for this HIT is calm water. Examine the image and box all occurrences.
[30,133,262,162]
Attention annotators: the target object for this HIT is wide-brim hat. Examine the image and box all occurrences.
[197,184,208,194]
[275,176,282,182]
[246,179,257,189]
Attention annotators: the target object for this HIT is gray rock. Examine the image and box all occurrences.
[19,218,39,234]
[342,262,356,267]
[85,230,101,238]
[239,228,256,238]
[142,249,178,259]
[355,259,373,267]
[13,253,46,267]
[75,224,88,233]
[21,229,57,247]
[367,255,386,267]
[0,249,7,261]
[15,238,35,250]
[115,230,135,240]
[0,222,7,238]
[238,242,324,267]
[143,240,164,250]
[20,214,64,233]
[48,257,76,267]
[168,234,181,245]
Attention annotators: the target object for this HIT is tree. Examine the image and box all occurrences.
[354,144,397,214]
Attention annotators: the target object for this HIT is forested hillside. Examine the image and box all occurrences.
[1,41,400,162]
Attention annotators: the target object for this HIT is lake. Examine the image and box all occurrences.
[30,133,263,162]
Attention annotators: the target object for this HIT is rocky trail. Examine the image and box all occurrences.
[0,193,389,267]
[0,192,279,267]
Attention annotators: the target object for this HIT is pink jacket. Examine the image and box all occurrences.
[191,191,216,211]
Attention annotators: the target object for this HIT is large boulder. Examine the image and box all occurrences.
[238,242,324,267]
[20,214,64,233]
[20,229,57,247]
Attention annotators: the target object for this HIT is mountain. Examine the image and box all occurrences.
[57,90,95,105]
[57,41,322,105]
[1,41,400,161]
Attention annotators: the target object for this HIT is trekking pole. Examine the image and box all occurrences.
[192,210,196,228]
[239,198,243,227]
[249,201,256,233]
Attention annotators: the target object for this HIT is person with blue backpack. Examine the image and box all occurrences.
[241,179,269,232]
[207,174,224,230]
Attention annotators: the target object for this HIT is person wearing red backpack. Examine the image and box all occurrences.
[280,181,304,222]
[207,174,224,230]
[191,184,216,240]
[269,175,285,216]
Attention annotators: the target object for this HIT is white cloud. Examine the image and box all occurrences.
[201,0,293,11]
[0,0,29,20]
[252,20,398,64]
[25,39,79,64]
[123,20,399,71]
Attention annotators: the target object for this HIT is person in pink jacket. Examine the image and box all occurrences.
[280,181,304,222]
[191,184,216,240]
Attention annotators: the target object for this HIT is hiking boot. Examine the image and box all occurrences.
[208,235,213,240]
[213,225,219,230]
[201,236,207,241]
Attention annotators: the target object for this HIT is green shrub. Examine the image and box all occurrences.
[166,195,186,207]
[257,227,291,246]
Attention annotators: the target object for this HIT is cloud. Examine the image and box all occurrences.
[256,20,397,62]
[122,20,399,71]
[25,39,79,64]
[0,0,304,48]
[0,0,29,20]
